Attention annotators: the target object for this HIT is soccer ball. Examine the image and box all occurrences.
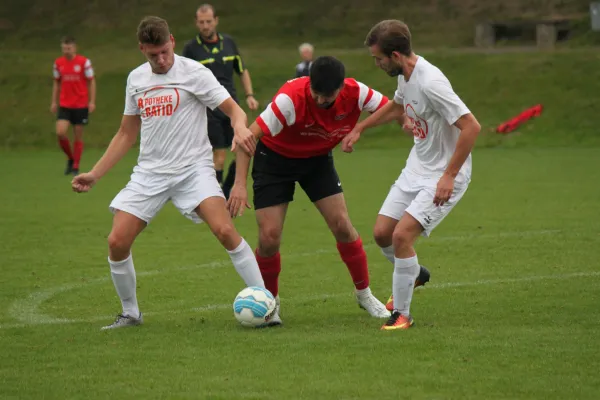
[233,286,276,327]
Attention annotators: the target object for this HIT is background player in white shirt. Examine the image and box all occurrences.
[342,20,481,330]
[71,16,263,330]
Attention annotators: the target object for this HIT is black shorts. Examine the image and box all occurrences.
[252,140,343,210]
[57,107,89,125]
[207,108,233,150]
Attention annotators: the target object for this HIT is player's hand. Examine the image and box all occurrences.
[50,103,57,114]
[88,103,96,113]
[72,172,98,193]
[402,119,414,135]
[434,173,454,206]
[232,125,256,155]
[246,96,259,111]
[226,184,251,218]
[341,128,362,153]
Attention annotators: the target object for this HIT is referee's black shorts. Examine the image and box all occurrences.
[207,108,234,150]
[251,140,343,210]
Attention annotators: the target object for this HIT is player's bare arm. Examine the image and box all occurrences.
[434,113,481,206]
[218,97,256,155]
[50,80,60,113]
[72,115,141,193]
[88,77,97,113]
[341,101,405,153]
[226,122,264,218]
[240,70,259,111]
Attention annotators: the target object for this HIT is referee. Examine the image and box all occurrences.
[182,3,259,198]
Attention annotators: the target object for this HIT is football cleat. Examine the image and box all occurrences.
[101,313,143,330]
[381,311,414,330]
[356,288,391,318]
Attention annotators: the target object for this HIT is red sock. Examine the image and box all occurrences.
[255,250,281,297]
[73,141,84,169]
[58,137,73,160]
[337,238,370,290]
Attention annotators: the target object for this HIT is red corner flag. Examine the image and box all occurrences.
[496,104,543,134]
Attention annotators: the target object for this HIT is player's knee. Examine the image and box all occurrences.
[107,231,132,258]
[258,227,282,255]
[392,229,415,250]
[211,222,236,245]
[373,225,392,248]
[329,214,354,242]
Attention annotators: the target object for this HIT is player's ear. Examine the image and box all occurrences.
[170,34,175,47]
[215,16,219,26]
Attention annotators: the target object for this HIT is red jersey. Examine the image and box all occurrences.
[256,77,387,158]
[53,55,94,109]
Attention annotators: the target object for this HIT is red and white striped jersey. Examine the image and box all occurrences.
[257,77,387,158]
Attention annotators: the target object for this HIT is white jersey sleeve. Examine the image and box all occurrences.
[357,81,387,112]
[84,58,94,79]
[123,75,140,116]
[423,78,470,126]
[188,67,231,110]
[53,62,60,80]
[257,93,296,136]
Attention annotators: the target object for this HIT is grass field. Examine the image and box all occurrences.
[1,144,599,399]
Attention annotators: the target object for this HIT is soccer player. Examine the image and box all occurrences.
[71,16,264,330]
[182,4,259,198]
[227,56,429,326]
[51,36,96,175]
[342,20,481,330]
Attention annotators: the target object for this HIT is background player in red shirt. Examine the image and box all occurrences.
[227,56,429,326]
[50,36,96,175]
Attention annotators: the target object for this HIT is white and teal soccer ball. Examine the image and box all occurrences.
[233,286,276,327]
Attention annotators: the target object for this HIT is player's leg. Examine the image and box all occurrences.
[221,118,237,198]
[382,183,469,330]
[207,112,227,185]
[71,108,88,175]
[376,178,432,311]
[169,165,265,289]
[55,108,74,174]
[301,155,389,318]
[102,171,170,330]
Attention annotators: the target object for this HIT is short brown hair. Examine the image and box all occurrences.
[364,20,412,57]
[197,4,217,18]
[61,36,76,44]
[137,16,171,45]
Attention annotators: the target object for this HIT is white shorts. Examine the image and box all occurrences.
[378,170,468,237]
[109,164,224,224]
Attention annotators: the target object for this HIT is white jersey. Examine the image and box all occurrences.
[124,54,231,174]
[394,56,471,186]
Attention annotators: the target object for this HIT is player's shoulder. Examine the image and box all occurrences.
[416,57,450,89]
[74,54,89,63]
[174,54,210,76]
[278,77,308,97]
[127,62,152,86]
[54,56,66,65]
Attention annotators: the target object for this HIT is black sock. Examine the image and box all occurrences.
[223,161,237,189]
[216,169,223,184]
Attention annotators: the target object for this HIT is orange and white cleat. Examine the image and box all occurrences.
[381,311,414,330]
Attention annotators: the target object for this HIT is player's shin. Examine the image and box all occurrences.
[227,238,265,288]
[337,238,369,290]
[392,255,419,316]
[108,254,140,318]
[255,250,281,297]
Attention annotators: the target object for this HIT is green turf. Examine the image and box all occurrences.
[0,145,599,399]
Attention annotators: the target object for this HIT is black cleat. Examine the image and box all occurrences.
[415,265,431,288]
[64,159,74,175]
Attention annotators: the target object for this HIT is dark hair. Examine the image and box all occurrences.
[309,56,345,95]
[61,36,76,44]
[197,4,217,18]
[364,20,412,57]
[137,16,171,45]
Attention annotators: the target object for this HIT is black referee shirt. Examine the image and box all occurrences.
[182,33,244,101]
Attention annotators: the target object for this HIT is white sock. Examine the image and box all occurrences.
[380,245,395,265]
[355,287,372,297]
[227,238,266,288]
[393,255,420,316]
[108,254,140,318]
